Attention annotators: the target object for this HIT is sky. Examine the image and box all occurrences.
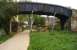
[32,0,77,9]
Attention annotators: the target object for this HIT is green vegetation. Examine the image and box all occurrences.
[0,32,15,44]
[0,35,11,44]
[28,31,77,50]
[0,1,17,34]
[33,15,45,27]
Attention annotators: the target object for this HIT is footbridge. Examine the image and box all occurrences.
[17,2,72,30]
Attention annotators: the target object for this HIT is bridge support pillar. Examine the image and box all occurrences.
[60,16,67,30]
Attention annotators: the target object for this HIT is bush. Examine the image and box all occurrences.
[33,15,45,27]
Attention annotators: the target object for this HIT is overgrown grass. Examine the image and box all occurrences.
[28,31,77,50]
[0,32,15,44]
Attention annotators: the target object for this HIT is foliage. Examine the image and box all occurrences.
[0,1,17,34]
[18,14,29,22]
[33,15,45,27]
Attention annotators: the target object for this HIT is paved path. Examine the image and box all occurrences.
[0,30,30,50]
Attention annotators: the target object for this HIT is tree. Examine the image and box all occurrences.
[0,1,17,34]
[33,15,45,27]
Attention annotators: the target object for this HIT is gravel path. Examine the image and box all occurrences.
[0,30,30,50]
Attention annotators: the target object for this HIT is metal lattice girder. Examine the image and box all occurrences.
[18,2,72,17]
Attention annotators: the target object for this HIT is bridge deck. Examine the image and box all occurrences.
[18,2,72,17]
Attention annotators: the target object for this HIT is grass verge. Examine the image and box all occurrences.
[0,32,15,44]
[28,31,77,50]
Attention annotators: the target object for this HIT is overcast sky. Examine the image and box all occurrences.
[32,0,77,9]
[16,0,77,9]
